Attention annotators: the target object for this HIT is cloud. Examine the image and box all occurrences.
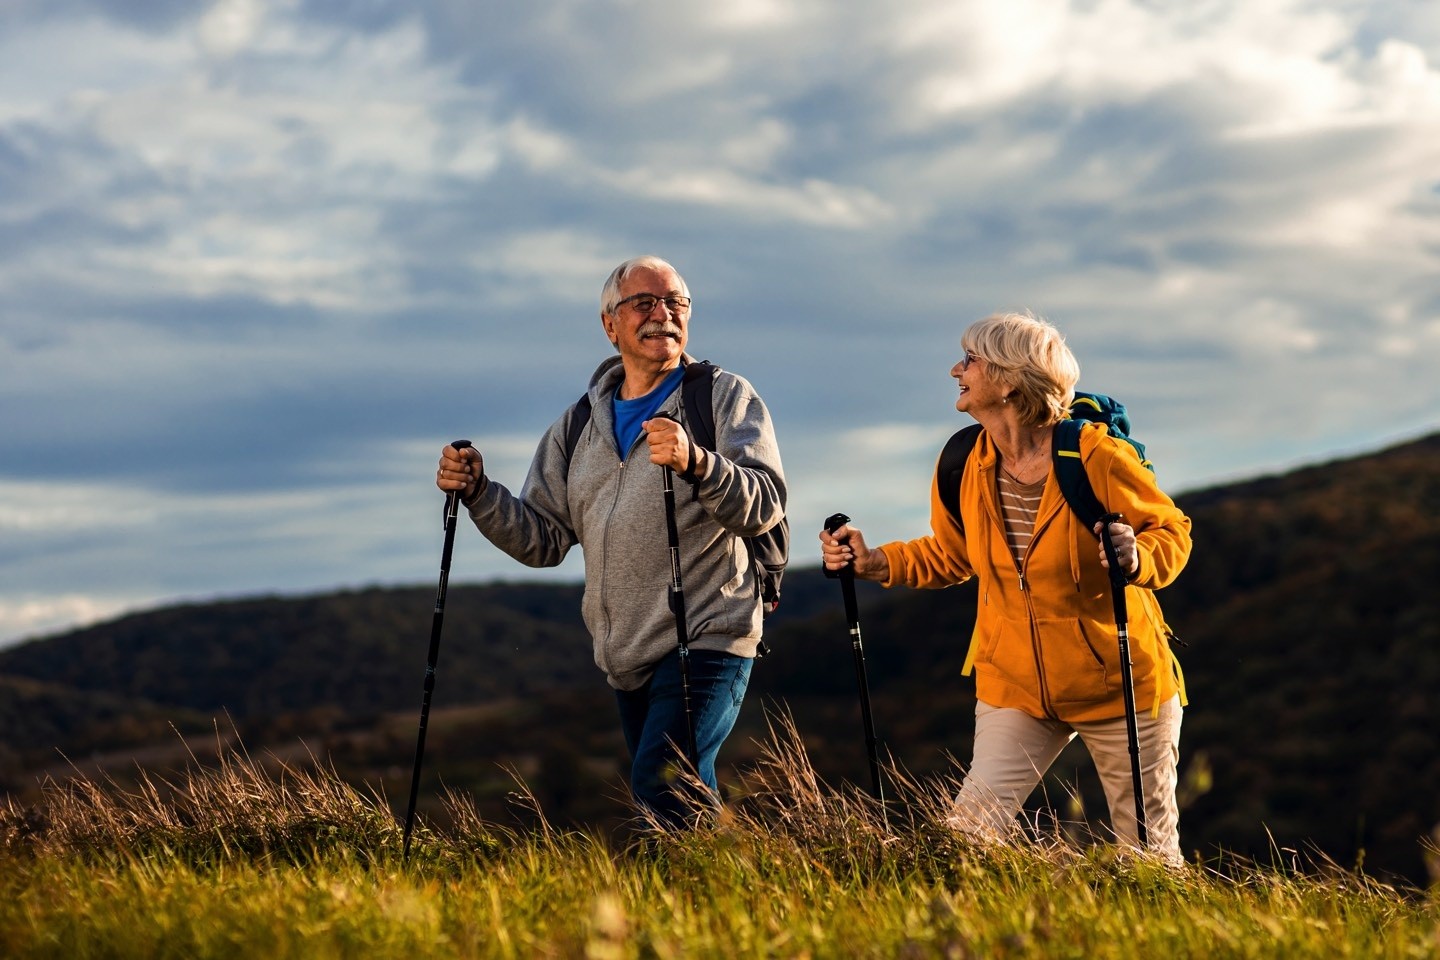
[1,0,1438,646]
[196,0,267,59]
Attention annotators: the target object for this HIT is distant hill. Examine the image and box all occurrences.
[3,431,1439,885]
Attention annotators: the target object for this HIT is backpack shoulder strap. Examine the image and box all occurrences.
[677,359,785,633]
[937,421,1111,535]
[1052,419,1106,535]
[565,362,710,463]
[680,360,718,450]
[563,393,592,463]
[937,424,983,529]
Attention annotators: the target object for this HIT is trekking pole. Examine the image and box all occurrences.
[402,439,471,861]
[661,460,700,771]
[824,513,886,811]
[1097,511,1148,848]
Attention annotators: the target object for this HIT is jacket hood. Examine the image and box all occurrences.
[586,354,697,401]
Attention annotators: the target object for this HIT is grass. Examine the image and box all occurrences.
[1,720,1436,959]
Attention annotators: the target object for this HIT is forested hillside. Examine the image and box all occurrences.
[3,432,1438,885]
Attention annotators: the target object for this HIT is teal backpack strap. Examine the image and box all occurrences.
[1052,419,1107,536]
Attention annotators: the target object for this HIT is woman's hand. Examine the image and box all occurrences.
[819,521,890,582]
[1094,518,1139,579]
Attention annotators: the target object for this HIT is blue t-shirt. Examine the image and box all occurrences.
[612,366,686,458]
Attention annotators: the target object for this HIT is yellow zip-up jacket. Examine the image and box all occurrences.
[878,423,1191,723]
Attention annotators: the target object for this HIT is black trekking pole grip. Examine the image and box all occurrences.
[402,438,473,861]
[1097,510,1148,847]
[441,439,474,524]
[1097,511,1131,595]
[823,513,861,624]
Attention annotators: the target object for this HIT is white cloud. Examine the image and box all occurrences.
[0,595,142,651]
[502,114,580,172]
[196,0,269,60]
[604,165,894,227]
[479,229,622,308]
[0,481,159,533]
[701,0,801,30]
[1229,298,1322,354]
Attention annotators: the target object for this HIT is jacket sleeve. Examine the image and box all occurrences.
[462,413,579,568]
[1087,427,1191,590]
[690,373,787,537]
[878,457,977,590]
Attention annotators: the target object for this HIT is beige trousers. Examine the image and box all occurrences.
[947,695,1184,865]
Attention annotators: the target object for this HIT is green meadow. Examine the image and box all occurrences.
[3,724,1436,960]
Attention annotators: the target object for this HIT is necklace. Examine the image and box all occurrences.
[999,448,1049,484]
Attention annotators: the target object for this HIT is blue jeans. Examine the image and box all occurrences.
[615,647,752,827]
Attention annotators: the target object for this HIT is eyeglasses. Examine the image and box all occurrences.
[959,350,984,371]
[613,293,692,316]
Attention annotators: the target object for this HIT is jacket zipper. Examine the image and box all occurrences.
[1009,493,1063,720]
[1018,554,1054,718]
[598,411,677,677]
[596,442,634,679]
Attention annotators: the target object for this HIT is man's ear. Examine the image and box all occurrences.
[600,310,617,344]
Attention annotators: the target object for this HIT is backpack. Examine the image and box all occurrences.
[564,360,790,619]
[936,390,1152,535]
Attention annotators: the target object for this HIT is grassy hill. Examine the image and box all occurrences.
[6,730,1434,959]
[3,431,1439,886]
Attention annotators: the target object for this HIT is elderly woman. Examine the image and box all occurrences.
[819,311,1191,864]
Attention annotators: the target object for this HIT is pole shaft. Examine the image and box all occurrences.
[403,439,471,861]
[1099,513,1148,848]
[825,513,886,808]
[662,466,699,769]
[842,569,884,804]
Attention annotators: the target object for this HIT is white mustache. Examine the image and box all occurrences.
[638,322,681,339]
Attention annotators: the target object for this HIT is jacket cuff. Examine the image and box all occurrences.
[677,433,704,484]
[1125,552,1143,584]
[460,474,488,507]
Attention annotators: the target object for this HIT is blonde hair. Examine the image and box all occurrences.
[963,311,1079,427]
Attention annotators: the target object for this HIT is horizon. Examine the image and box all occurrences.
[4,419,1432,652]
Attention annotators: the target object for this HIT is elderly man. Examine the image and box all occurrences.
[436,255,786,826]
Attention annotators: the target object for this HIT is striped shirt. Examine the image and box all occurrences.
[997,473,1046,565]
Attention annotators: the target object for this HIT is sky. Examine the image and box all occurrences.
[2,0,1438,649]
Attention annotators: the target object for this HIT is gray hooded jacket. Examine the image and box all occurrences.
[463,354,786,691]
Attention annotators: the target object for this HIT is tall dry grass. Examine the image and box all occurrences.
[0,715,1435,958]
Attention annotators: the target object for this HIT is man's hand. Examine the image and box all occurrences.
[437,443,483,499]
[643,417,699,475]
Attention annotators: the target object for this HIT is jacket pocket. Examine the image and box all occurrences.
[1036,617,1114,707]
[976,615,1040,692]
